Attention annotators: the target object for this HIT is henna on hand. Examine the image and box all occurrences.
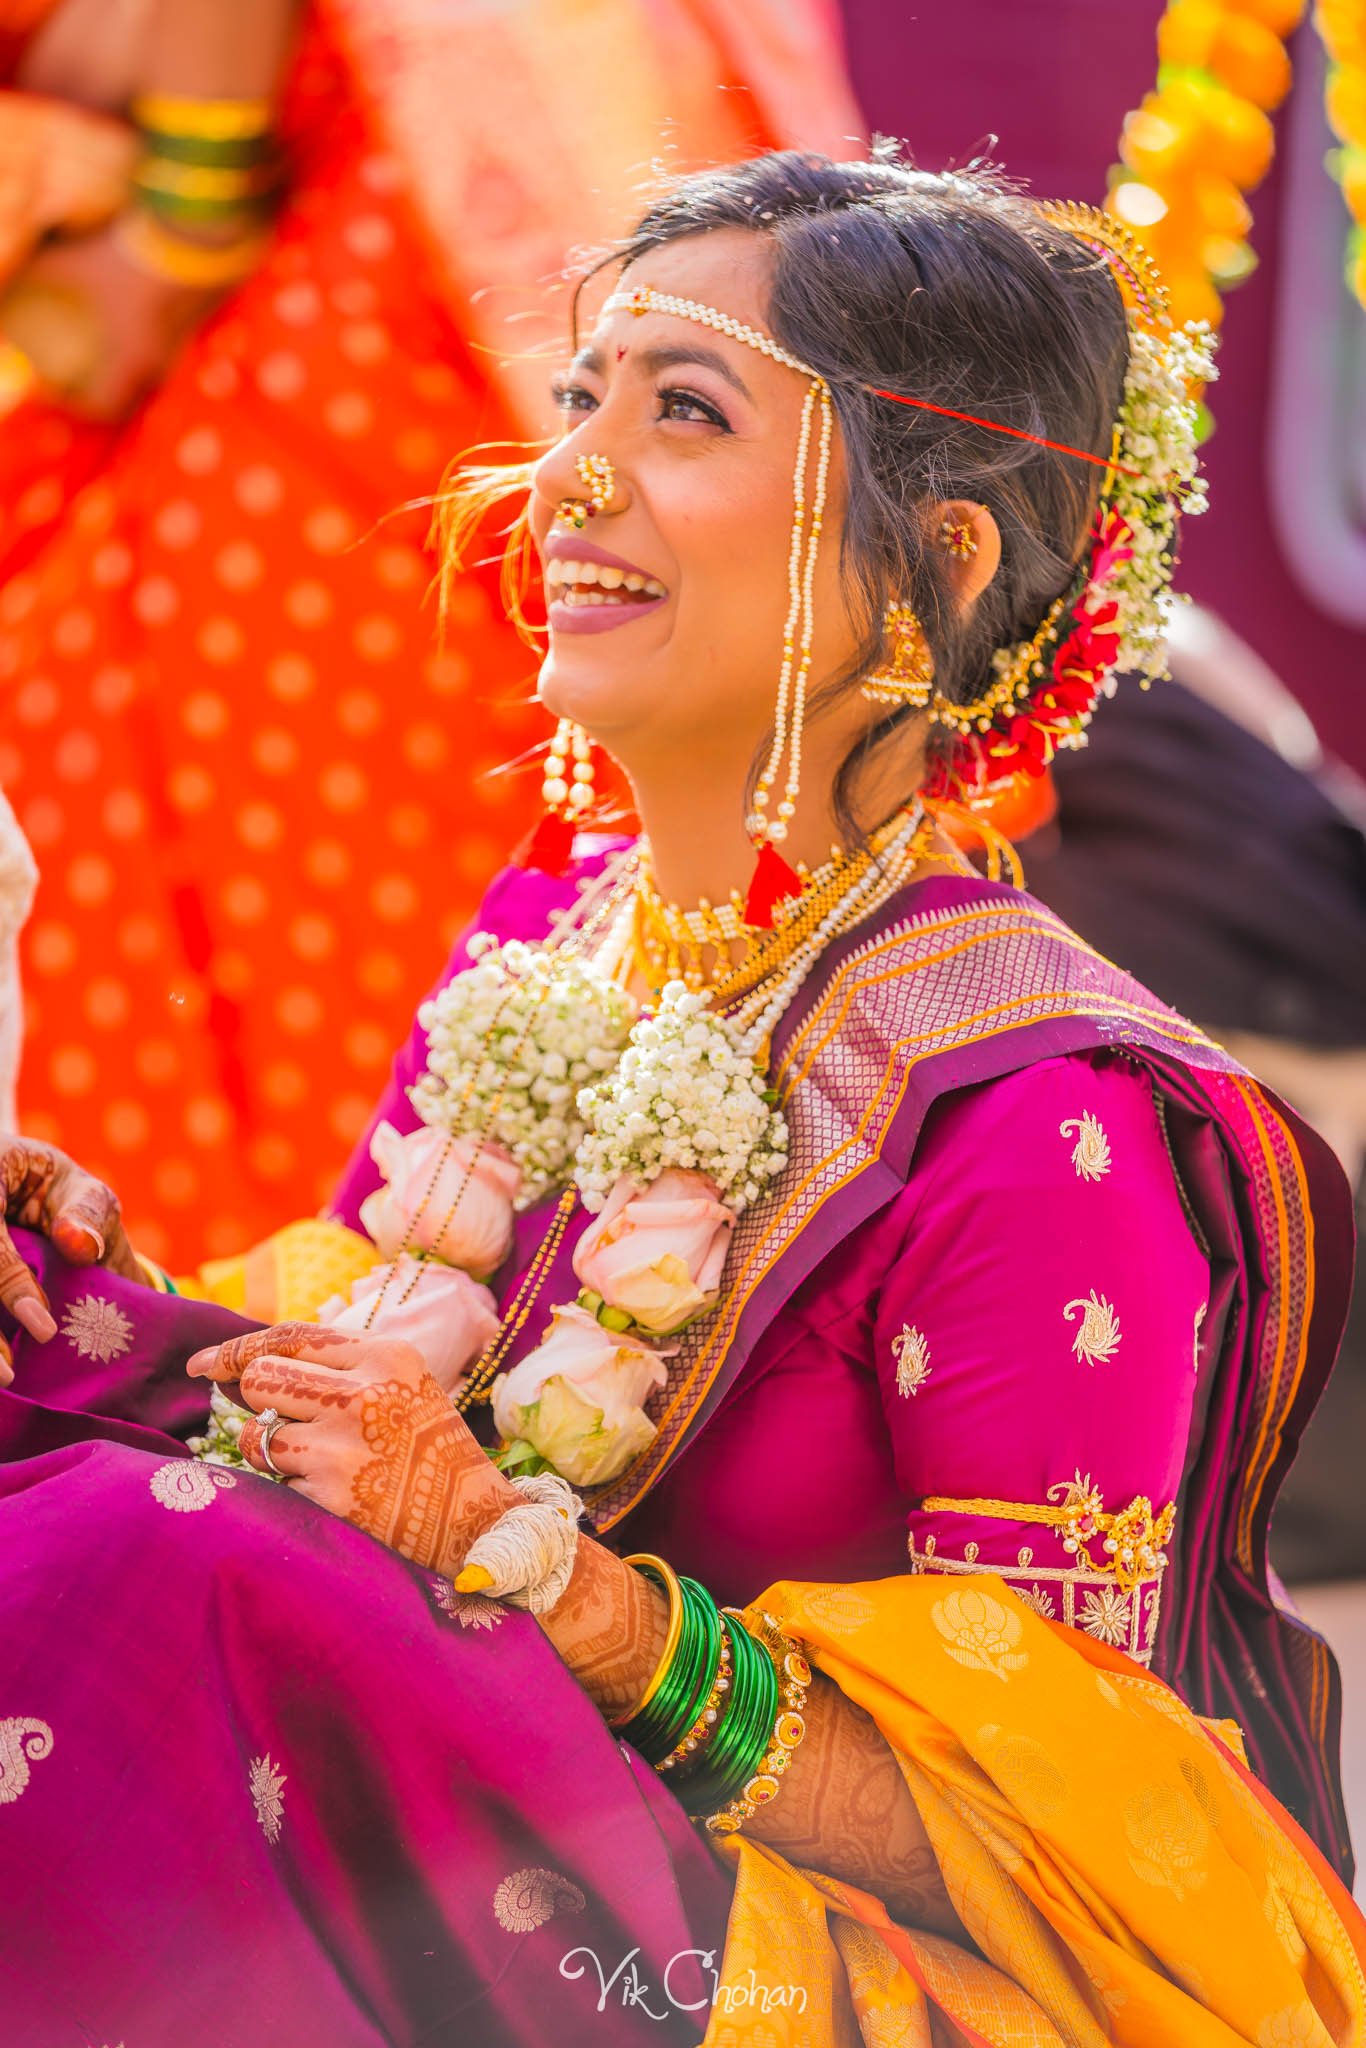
[536,1539,672,1722]
[347,1375,508,1576]
[742,1671,956,1929]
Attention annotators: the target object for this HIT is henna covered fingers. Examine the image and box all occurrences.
[186,1322,371,1383]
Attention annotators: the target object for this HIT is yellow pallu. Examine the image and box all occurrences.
[708,1576,1366,2047]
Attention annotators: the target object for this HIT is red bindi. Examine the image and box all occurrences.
[615,345,628,361]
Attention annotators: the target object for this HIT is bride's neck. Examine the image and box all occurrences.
[626,743,920,909]
[629,768,841,909]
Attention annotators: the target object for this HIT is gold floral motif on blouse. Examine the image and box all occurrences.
[906,1531,1166,1665]
[920,1471,1175,1593]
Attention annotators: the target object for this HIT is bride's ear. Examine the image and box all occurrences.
[932,501,1001,609]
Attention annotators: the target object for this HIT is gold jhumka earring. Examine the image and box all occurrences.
[602,285,835,928]
[860,603,935,710]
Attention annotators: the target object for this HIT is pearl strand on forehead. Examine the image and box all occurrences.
[601,286,819,378]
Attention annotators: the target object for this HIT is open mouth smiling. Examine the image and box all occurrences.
[543,535,669,633]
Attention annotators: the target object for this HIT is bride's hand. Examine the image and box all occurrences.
[186,1324,520,1575]
[0,1135,148,1381]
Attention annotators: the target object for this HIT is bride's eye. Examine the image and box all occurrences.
[551,378,598,416]
[657,385,731,430]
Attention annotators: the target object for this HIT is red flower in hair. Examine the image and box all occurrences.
[1087,508,1135,591]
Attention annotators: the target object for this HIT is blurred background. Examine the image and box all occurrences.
[0,0,1363,1831]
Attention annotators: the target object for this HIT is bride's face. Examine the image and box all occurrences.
[529,230,863,781]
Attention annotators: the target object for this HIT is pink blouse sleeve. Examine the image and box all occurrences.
[871,1048,1209,1665]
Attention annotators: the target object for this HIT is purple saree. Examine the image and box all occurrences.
[0,854,1355,2045]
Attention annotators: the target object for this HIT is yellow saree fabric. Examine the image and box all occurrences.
[706,1577,1366,2047]
[178,1217,380,1323]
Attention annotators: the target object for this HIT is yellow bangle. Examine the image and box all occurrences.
[115,209,270,289]
[131,93,273,143]
[607,1554,684,1731]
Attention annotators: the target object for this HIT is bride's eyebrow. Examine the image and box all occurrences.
[571,340,753,402]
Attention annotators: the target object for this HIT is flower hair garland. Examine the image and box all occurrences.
[916,213,1218,804]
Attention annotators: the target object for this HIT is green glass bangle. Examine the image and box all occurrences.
[623,1575,721,1766]
[134,182,277,231]
[681,1614,778,1815]
[137,127,276,170]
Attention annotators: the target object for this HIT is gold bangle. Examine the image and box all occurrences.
[132,93,273,143]
[115,209,270,289]
[703,1608,811,1836]
[134,155,279,203]
[607,1554,684,1730]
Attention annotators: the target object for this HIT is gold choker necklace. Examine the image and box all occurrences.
[631,807,931,999]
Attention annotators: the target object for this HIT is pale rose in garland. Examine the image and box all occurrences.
[491,1303,670,1486]
[317,1255,500,1395]
[358,1120,521,1277]
[573,1168,735,1337]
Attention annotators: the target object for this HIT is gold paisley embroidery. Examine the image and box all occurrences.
[1123,1781,1210,1899]
[492,1866,586,1933]
[1063,1290,1121,1366]
[0,1719,54,1803]
[249,1754,286,1843]
[1193,1300,1207,1375]
[148,1461,236,1512]
[892,1324,932,1397]
[61,1293,133,1363]
[434,1581,506,1630]
[1060,1112,1111,1180]
[930,1589,1028,1682]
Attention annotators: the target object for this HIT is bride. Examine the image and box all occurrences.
[1,147,1362,2047]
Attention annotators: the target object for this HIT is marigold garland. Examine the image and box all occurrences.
[1106,0,1308,332]
[1316,0,1366,307]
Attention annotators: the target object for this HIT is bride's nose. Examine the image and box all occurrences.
[534,440,628,529]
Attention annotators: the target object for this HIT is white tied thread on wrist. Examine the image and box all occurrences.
[455,1472,583,1614]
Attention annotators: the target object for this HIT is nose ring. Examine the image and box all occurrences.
[554,452,616,530]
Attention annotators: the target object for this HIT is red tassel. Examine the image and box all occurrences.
[743,838,804,930]
[516,809,576,876]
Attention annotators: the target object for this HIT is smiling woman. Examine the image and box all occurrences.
[0,145,1363,2048]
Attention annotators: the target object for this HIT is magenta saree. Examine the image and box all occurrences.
[0,854,1354,2043]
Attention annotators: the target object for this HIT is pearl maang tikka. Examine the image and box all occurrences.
[601,284,834,928]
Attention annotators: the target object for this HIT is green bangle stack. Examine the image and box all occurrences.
[130,93,282,237]
[615,1555,808,1837]
[614,1560,721,1764]
[672,1609,777,1815]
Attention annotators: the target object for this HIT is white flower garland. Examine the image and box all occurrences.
[409,934,637,1206]
[575,984,789,1214]
[1105,318,1217,682]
